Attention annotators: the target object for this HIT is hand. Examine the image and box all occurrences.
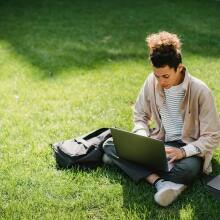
[135,129,148,137]
[165,146,184,163]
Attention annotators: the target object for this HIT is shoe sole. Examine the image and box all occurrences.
[154,186,186,207]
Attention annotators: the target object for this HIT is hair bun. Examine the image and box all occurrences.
[146,31,181,54]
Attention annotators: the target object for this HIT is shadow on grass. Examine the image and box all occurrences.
[85,157,220,219]
[120,159,220,219]
[0,0,220,78]
[54,157,220,219]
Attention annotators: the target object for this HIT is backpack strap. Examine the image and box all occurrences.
[77,128,111,148]
[75,138,92,149]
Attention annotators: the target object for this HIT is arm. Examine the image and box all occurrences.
[165,89,220,162]
[188,89,220,156]
[132,78,152,137]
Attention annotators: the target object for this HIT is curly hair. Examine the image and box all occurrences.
[146,31,182,70]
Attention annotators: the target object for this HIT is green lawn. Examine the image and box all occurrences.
[0,0,220,219]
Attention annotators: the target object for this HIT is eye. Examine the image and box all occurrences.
[163,75,169,79]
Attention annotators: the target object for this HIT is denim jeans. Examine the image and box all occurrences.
[103,138,203,185]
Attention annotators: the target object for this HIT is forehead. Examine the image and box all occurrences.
[153,66,175,76]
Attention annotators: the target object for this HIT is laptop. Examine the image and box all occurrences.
[207,175,220,199]
[111,128,173,172]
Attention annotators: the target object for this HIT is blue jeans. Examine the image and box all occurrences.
[103,138,202,185]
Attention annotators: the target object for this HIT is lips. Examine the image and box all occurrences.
[162,85,169,88]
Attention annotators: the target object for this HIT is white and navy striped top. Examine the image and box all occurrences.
[159,82,201,157]
[160,83,185,142]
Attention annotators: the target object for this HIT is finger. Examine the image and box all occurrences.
[169,156,176,163]
[168,154,175,160]
[169,158,175,163]
[165,148,174,153]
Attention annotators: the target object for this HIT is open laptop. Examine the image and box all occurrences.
[111,128,173,172]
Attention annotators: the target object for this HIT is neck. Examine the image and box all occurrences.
[175,68,185,86]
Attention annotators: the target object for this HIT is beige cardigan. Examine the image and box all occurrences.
[133,70,220,174]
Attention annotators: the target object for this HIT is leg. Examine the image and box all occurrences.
[161,156,203,185]
[102,138,186,207]
[102,137,154,183]
[153,156,202,207]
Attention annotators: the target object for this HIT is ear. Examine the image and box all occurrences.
[177,63,184,73]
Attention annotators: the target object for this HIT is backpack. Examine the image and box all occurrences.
[51,128,111,169]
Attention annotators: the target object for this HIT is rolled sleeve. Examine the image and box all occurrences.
[182,143,201,157]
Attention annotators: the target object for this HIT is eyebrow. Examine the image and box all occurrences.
[154,73,169,77]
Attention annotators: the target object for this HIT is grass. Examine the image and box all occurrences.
[0,0,220,219]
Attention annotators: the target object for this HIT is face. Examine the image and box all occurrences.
[153,64,184,89]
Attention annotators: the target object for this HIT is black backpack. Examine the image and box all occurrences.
[51,128,111,169]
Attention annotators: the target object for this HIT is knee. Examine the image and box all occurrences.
[170,157,202,185]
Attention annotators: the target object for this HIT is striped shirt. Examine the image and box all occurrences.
[159,83,201,157]
[160,83,185,142]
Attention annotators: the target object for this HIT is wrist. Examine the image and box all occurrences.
[180,147,186,158]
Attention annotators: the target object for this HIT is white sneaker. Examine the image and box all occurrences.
[154,180,187,207]
[102,153,113,165]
